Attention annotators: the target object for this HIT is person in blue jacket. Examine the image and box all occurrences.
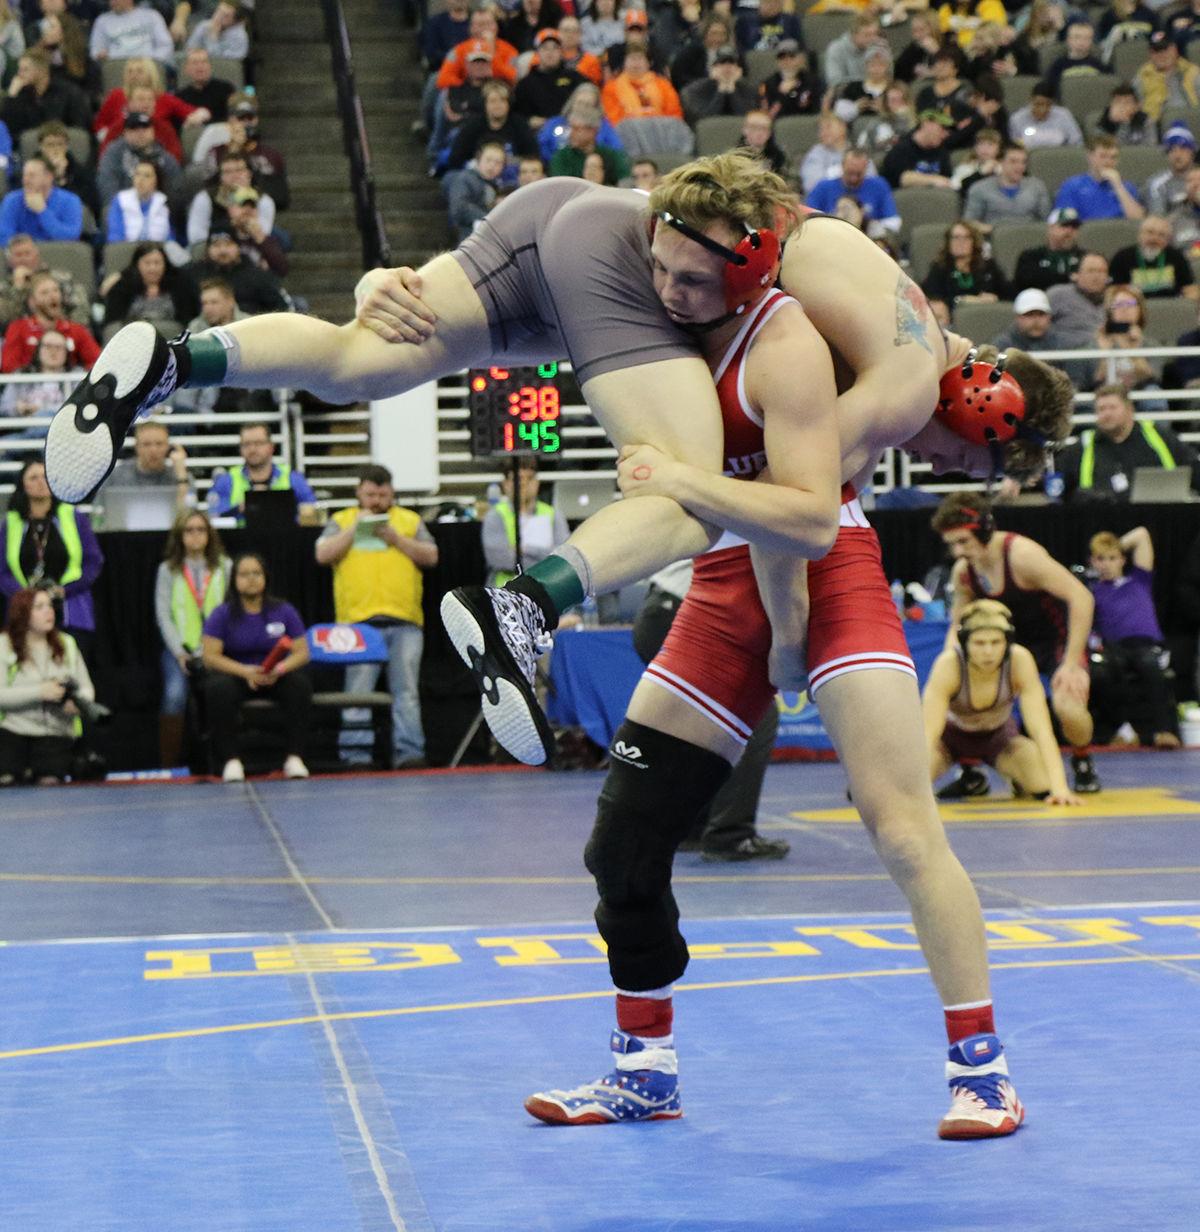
[0,156,83,245]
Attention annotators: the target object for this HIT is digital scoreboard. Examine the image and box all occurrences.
[466,364,563,458]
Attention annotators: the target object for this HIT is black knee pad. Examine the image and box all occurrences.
[585,720,732,990]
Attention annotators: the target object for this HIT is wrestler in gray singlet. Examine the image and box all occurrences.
[452,178,700,381]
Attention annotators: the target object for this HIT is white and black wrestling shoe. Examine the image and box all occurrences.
[440,585,556,765]
[44,322,185,502]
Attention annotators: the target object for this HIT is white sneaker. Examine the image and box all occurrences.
[221,758,245,783]
[283,754,309,779]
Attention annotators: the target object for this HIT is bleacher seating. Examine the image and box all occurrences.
[908,223,946,283]
[1145,297,1199,344]
[1060,75,1118,121]
[695,116,746,157]
[1027,146,1088,198]
[1077,218,1141,261]
[951,299,1017,342]
[892,187,960,247]
[1110,38,1151,81]
[991,223,1050,282]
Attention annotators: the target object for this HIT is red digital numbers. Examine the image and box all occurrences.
[506,385,560,422]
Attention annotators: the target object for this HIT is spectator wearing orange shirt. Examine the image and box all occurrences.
[601,47,684,125]
[555,16,603,86]
[2,270,100,374]
[436,8,518,90]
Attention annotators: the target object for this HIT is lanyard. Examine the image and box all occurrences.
[182,563,211,612]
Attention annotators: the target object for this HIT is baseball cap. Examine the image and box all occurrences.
[1047,206,1081,226]
[775,38,801,57]
[916,109,952,127]
[125,111,153,128]
[625,9,648,27]
[535,27,561,45]
[465,39,491,61]
[1149,29,1174,50]
[232,100,258,118]
[1014,288,1052,315]
[713,45,740,65]
[231,185,259,205]
[207,229,235,243]
[1164,121,1197,149]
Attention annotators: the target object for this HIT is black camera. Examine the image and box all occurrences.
[60,680,113,727]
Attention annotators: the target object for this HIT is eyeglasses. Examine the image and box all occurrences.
[1111,297,1139,307]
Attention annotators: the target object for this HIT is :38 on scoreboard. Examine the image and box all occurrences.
[467,364,562,458]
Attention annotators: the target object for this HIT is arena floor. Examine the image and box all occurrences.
[1,752,1198,1231]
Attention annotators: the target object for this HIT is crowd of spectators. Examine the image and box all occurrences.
[418,0,1200,458]
[0,2,298,449]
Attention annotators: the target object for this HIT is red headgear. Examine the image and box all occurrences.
[654,210,781,316]
[935,348,1028,446]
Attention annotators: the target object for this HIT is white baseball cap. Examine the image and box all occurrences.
[1014,288,1051,315]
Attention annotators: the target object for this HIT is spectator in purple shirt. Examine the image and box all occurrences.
[0,458,103,663]
[1087,526,1181,748]
[201,551,313,782]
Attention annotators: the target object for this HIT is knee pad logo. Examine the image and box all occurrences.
[611,740,647,769]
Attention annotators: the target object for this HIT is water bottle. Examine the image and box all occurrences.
[890,579,905,616]
[580,594,599,628]
[1043,468,1064,502]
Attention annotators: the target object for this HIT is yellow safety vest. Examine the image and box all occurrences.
[1078,422,1175,489]
[492,500,555,588]
[330,505,425,626]
[5,507,83,587]
[228,463,294,508]
[170,562,228,652]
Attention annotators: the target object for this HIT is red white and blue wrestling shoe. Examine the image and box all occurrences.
[524,1030,683,1125]
[938,1032,1025,1140]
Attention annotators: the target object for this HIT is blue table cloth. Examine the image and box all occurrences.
[546,620,951,752]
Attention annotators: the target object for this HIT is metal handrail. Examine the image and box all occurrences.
[320,0,391,270]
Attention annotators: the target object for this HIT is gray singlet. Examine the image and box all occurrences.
[452,178,700,384]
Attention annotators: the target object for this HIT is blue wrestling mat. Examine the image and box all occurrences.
[0,756,1197,1230]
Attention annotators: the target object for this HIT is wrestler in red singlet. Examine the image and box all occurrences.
[647,288,916,743]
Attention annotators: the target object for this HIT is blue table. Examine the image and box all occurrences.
[546,620,951,752]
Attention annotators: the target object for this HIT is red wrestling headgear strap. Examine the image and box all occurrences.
[655,210,781,316]
[935,348,1028,446]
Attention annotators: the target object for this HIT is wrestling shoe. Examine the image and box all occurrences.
[701,834,791,862]
[524,1030,682,1125]
[937,1033,1025,1140]
[1071,753,1101,794]
[44,322,185,502]
[440,585,555,765]
[936,765,990,800]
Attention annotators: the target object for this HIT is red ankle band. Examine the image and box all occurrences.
[616,994,673,1037]
[944,1002,995,1045]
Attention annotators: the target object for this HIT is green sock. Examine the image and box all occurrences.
[506,553,586,627]
[183,332,229,387]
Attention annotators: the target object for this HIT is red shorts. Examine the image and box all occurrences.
[646,501,915,746]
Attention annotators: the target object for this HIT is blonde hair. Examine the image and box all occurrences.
[1089,531,1123,556]
[648,151,802,243]
[960,599,1014,639]
[122,57,163,94]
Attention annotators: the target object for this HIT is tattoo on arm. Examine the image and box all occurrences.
[893,273,934,355]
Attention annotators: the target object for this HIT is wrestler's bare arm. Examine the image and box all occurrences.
[780,218,945,481]
[1010,645,1078,803]
[921,651,958,764]
[616,305,841,556]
